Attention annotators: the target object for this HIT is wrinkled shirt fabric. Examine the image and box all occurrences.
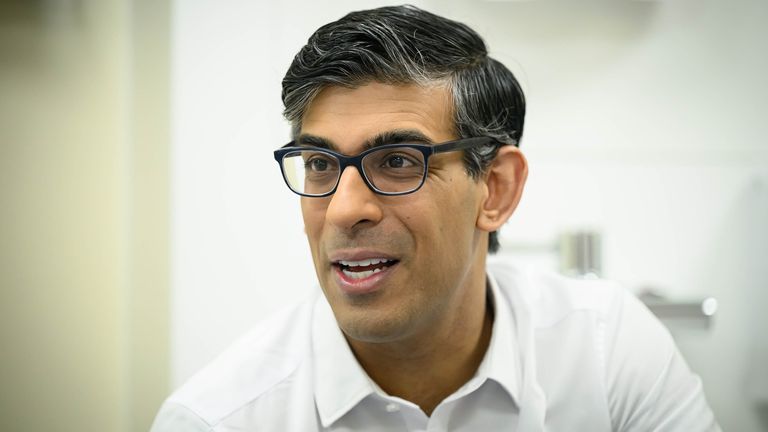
[151,262,719,431]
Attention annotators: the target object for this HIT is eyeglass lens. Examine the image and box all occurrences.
[281,147,427,195]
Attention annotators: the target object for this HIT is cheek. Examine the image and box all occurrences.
[400,193,471,250]
[429,182,482,244]
[301,200,327,248]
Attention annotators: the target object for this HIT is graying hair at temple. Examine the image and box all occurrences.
[281,5,526,253]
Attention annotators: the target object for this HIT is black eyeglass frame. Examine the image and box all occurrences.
[273,136,505,197]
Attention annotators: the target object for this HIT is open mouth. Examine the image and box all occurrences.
[333,258,399,280]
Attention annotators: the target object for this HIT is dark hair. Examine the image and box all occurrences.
[282,5,526,253]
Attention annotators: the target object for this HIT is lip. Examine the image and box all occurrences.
[329,249,400,296]
[332,261,398,296]
[329,249,398,263]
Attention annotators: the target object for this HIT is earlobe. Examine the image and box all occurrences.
[476,146,528,232]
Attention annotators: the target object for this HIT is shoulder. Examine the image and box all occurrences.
[488,260,719,431]
[488,259,670,361]
[153,296,318,430]
[488,259,625,328]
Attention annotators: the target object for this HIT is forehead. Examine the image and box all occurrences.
[301,82,456,149]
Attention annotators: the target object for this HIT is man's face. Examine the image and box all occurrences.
[300,82,489,344]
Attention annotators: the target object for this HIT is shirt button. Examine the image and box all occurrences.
[385,402,400,413]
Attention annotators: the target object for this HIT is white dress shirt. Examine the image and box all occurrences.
[150,262,720,431]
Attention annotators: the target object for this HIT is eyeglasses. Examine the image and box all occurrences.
[273,136,503,197]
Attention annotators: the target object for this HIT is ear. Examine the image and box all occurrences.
[476,146,528,233]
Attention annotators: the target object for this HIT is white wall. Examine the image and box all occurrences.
[1,1,170,431]
[170,0,768,430]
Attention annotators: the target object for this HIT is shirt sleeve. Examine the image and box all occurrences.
[605,289,721,432]
[150,401,212,432]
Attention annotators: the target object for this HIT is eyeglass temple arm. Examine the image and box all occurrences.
[431,137,509,154]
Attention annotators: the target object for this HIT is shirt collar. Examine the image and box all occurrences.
[311,269,521,427]
[477,270,521,405]
[312,296,375,428]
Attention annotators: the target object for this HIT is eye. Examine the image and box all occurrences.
[305,155,333,172]
[382,153,417,169]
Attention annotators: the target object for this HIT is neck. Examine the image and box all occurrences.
[346,264,493,416]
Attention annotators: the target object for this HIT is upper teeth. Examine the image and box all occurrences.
[338,258,391,267]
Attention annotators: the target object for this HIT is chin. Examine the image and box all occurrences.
[336,310,415,344]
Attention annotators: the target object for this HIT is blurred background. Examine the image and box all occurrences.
[1,0,766,431]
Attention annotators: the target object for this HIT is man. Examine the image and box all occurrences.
[152,5,719,431]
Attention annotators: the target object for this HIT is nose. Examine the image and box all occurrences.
[325,166,383,231]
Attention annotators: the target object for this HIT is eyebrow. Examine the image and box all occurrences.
[296,129,435,153]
